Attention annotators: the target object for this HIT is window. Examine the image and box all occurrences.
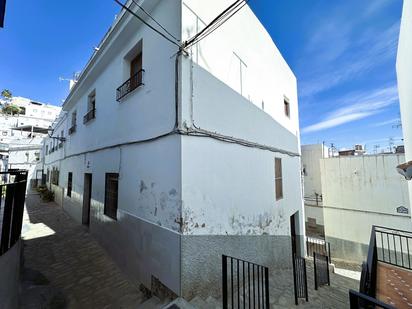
[284,98,290,118]
[46,145,49,155]
[275,158,283,201]
[59,130,64,148]
[69,111,77,134]
[2,131,7,136]
[46,169,50,182]
[35,152,40,161]
[84,91,96,124]
[51,167,59,186]
[67,172,72,197]
[104,173,119,220]
[130,52,143,87]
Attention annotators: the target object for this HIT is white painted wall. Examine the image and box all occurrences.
[397,0,412,219]
[301,144,329,198]
[321,154,412,246]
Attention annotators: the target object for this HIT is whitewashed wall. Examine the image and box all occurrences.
[321,154,412,262]
[397,0,412,220]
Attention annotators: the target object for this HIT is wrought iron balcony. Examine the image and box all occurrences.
[116,69,145,102]
[83,108,96,124]
[68,124,76,135]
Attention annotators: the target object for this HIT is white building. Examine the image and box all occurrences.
[301,144,329,236]
[0,96,61,184]
[302,147,412,263]
[397,0,412,214]
[43,0,304,299]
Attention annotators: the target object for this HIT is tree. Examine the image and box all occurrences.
[0,89,12,100]
[2,104,21,115]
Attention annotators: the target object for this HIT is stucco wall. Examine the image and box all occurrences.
[0,241,21,309]
[321,154,412,262]
[397,0,412,220]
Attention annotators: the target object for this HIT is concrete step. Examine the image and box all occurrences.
[189,296,209,309]
[162,297,196,309]
[205,296,222,309]
[139,296,164,309]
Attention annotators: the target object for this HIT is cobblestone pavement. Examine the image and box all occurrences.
[269,259,360,308]
[20,192,145,309]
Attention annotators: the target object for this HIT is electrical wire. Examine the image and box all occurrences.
[188,1,249,48]
[184,0,249,48]
[113,0,181,49]
[130,0,180,42]
[184,0,244,47]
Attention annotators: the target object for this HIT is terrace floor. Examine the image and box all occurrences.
[377,261,412,308]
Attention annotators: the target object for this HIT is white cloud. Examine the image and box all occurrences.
[302,85,399,134]
[371,118,401,127]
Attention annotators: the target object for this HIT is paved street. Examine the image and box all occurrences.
[20,192,145,309]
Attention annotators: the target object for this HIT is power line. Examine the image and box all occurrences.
[184,0,249,48]
[130,0,180,42]
[113,0,181,49]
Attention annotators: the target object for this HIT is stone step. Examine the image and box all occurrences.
[189,296,209,309]
[139,296,165,309]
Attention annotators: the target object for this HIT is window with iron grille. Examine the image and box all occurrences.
[275,158,283,201]
[46,169,50,182]
[67,172,72,197]
[104,173,119,220]
[51,168,59,186]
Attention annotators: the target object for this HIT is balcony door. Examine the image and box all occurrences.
[130,52,142,88]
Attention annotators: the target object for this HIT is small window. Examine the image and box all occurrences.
[67,172,72,197]
[284,98,290,118]
[84,91,96,124]
[104,173,119,220]
[69,111,77,134]
[275,158,283,201]
[45,145,49,155]
[2,131,7,136]
[130,52,143,88]
[46,169,50,182]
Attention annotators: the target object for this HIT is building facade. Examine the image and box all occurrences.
[321,154,412,263]
[43,0,304,299]
[397,0,412,215]
[301,144,329,236]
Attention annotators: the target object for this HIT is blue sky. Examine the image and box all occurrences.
[0,0,404,151]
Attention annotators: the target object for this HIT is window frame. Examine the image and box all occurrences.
[284,98,290,118]
[67,172,73,197]
[275,157,283,201]
[104,173,119,220]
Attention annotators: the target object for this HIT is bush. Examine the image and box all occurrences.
[37,185,47,194]
[41,189,54,202]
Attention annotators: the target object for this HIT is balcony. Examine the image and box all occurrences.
[116,69,144,102]
[351,225,412,308]
[68,125,76,135]
[83,108,96,124]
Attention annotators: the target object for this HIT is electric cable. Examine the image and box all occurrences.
[113,0,181,49]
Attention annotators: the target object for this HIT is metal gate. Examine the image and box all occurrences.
[222,255,270,309]
[292,254,308,305]
[0,170,28,255]
[314,252,330,290]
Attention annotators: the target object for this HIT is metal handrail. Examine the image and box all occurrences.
[116,69,145,101]
[83,108,96,124]
[349,290,396,309]
[68,124,76,135]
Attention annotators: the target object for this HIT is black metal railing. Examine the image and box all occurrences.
[292,254,308,305]
[374,225,412,270]
[349,290,396,309]
[83,108,96,124]
[116,69,145,101]
[222,255,269,309]
[313,252,330,290]
[0,170,28,255]
[306,236,331,262]
[68,124,76,135]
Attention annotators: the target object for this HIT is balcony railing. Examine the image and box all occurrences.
[68,124,76,135]
[116,69,145,102]
[83,108,96,124]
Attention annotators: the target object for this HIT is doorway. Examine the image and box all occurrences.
[82,173,92,226]
[290,211,300,256]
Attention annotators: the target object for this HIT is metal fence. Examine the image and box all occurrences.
[314,252,330,290]
[292,254,308,305]
[0,170,28,255]
[349,290,396,309]
[222,255,270,309]
[306,236,331,262]
[374,225,412,270]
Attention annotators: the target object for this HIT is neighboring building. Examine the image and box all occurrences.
[301,144,329,236]
[397,0,412,214]
[321,154,412,263]
[0,96,61,183]
[42,0,304,300]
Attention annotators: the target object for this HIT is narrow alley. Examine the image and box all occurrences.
[20,191,145,308]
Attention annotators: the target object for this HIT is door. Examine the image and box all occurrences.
[82,173,92,226]
[290,211,300,256]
